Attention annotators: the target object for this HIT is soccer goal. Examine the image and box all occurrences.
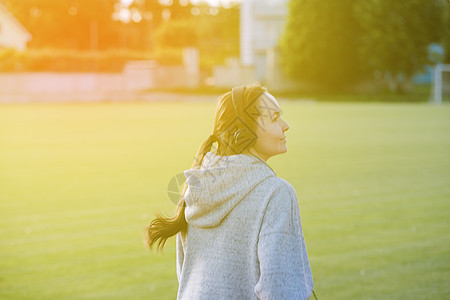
[432,64,450,105]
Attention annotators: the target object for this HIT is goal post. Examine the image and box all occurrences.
[433,64,450,105]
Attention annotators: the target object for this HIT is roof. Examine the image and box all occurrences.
[0,2,32,38]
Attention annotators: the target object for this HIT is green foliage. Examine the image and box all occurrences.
[126,0,195,50]
[280,0,449,90]
[0,48,26,71]
[129,0,193,26]
[152,5,240,70]
[154,19,198,48]
[151,46,183,65]
[0,0,238,71]
[355,0,447,75]
[0,48,183,72]
[280,0,367,88]
[194,5,240,70]
[443,2,450,63]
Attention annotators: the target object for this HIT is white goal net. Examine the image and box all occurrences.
[432,64,450,105]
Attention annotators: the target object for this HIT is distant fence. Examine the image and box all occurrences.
[0,60,200,103]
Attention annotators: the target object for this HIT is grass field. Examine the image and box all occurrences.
[0,100,449,299]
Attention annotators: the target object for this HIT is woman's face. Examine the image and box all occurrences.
[247,92,290,162]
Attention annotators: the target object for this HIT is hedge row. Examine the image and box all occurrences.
[0,48,183,72]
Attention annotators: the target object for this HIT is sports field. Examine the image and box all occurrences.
[0,100,449,299]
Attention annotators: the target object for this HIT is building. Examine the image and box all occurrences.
[214,0,297,91]
[241,0,287,81]
[0,3,31,51]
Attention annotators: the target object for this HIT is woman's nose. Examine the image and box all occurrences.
[283,119,290,131]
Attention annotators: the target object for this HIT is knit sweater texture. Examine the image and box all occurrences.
[176,151,314,299]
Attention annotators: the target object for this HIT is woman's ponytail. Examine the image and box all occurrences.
[144,134,217,252]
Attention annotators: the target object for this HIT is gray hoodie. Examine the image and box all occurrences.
[176,151,314,300]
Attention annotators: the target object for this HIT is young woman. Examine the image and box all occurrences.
[145,84,315,299]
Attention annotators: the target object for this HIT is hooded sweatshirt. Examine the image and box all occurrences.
[176,151,314,300]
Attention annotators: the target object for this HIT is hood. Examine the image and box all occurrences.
[183,151,276,228]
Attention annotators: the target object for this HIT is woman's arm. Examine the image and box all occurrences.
[254,182,314,300]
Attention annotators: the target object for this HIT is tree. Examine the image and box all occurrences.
[280,0,449,91]
[279,0,367,89]
[0,0,121,50]
[124,0,194,50]
[441,1,450,63]
[191,4,240,69]
[356,0,447,91]
[152,3,239,69]
[0,0,239,70]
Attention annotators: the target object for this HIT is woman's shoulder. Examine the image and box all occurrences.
[257,176,297,198]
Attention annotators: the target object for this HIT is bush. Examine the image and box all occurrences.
[0,48,183,72]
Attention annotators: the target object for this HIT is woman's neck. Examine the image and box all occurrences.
[243,148,268,162]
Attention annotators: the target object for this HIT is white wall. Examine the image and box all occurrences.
[0,63,199,103]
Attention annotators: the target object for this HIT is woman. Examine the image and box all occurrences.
[145,84,315,299]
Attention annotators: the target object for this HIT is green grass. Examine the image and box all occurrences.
[142,83,450,104]
[0,100,449,299]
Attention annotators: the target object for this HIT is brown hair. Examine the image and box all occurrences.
[144,84,267,251]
